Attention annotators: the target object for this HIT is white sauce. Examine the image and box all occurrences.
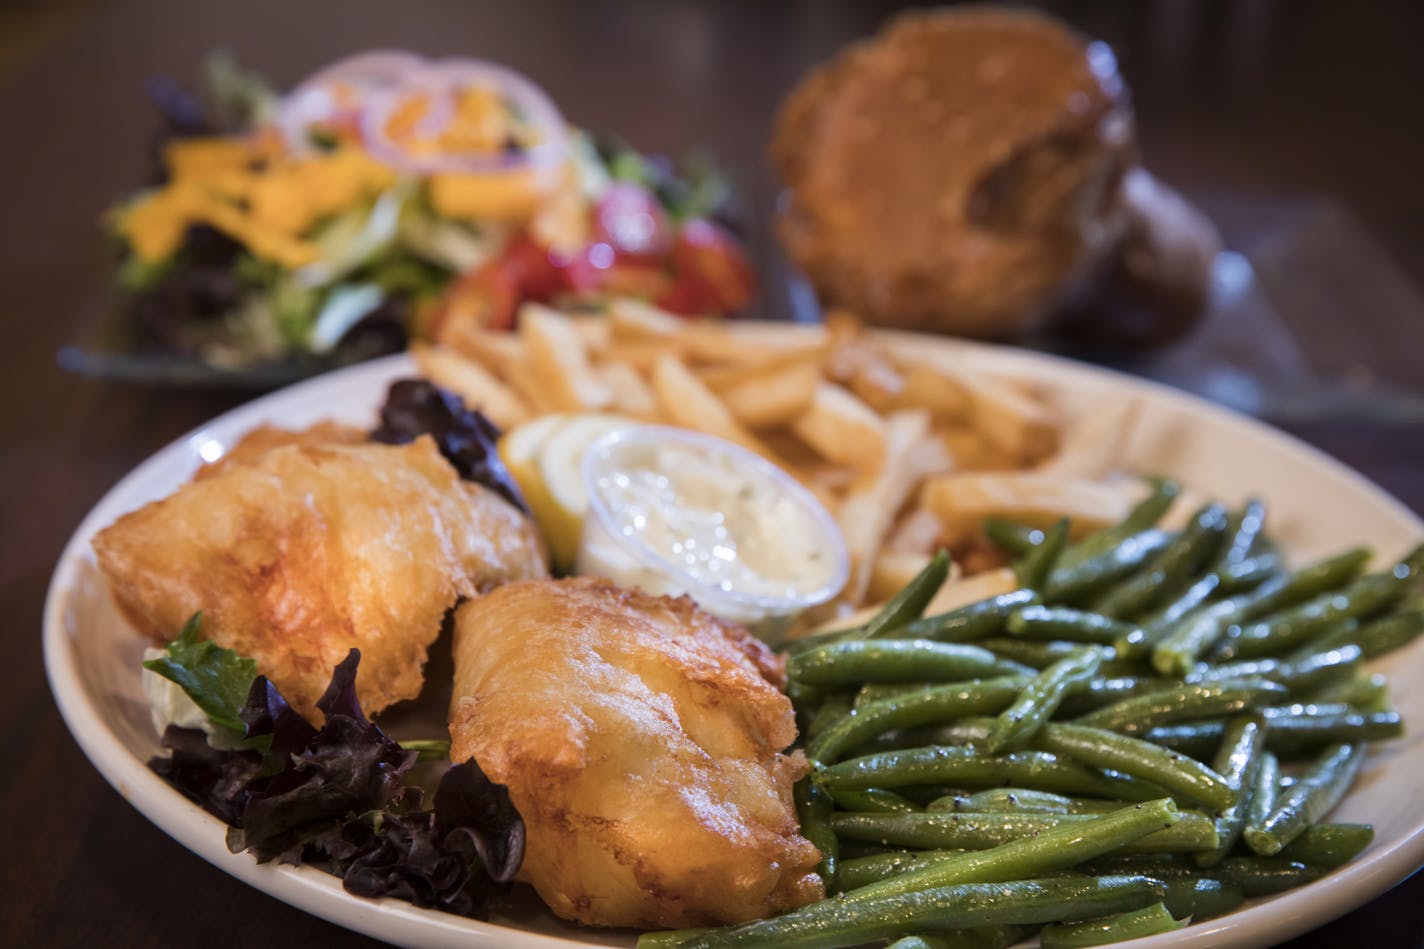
[577,432,846,630]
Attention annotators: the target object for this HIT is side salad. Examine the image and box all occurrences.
[104,51,754,372]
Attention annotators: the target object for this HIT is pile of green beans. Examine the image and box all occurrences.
[641,487,1420,949]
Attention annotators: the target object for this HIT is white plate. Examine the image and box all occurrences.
[44,336,1424,949]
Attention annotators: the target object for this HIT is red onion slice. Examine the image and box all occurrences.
[358,58,569,176]
[277,50,425,154]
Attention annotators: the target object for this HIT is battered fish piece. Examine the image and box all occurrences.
[94,434,547,720]
[193,421,367,478]
[449,578,823,928]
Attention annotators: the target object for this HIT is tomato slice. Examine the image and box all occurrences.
[671,218,756,313]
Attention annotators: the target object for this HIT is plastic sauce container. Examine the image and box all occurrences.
[577,425,849,642]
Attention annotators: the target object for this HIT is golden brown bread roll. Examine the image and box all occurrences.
[774,6,1219,342]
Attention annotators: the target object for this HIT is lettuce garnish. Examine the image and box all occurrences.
[145,620,523,918]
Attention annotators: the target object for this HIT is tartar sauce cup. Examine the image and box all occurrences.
[577,425,849,642]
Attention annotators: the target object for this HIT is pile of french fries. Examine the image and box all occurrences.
[417,299,1147,618]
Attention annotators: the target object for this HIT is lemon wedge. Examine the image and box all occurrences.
[500,413,633,571]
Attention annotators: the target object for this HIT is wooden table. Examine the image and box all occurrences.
[2,2,1421,946]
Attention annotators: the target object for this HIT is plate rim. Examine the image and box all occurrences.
[44,332,1424,949]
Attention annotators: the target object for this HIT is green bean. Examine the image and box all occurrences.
[1016,518,1070,591]
[1033,723,1238,810]
[830,810,1218,854]
[1158,878,1244,921]
[805,691,853,740]
[1216,553,1284,594]
[1006,606,1137,645]
[785,555,956,656]
[1152,597,1266,677]
[808,677,1028,765]
[1197,715,1267,867]
[794,778,838,893]
[1093,503,1228,621]
[1263,709,1402,757]
[1221,573,1406,661]
[675,875,1166,949]
[976,638,1118,672]
[1210,499,1266,579]
[1046,529,1174,605]
[1063,480,1180,567]
[1214,856,1325,895]
[897,590,1041,644]
[1116,573,1222,658]
[1242,750,1280,848]
[825,787,920,814]
[854,683,933,708]
[857,551,952,640]
[1350,608,1424,659]
[1185,643,1362,696]
[1058,675,1178,717]
[815,744,1159,800]
[1154,548,1371,675]
[789,640,1029,686]
[1244,742,1365,855]
[1272,822,1374,867]
[1140,721,1225,759]
[1305,672,1389,710]
[848,799,1182,902]
[984,519,1044,557]
[853,718,997,756]
[986,648,1101,753]
[927,788,1119,815]
[837,851,956,890]
[1039,901,1182,948]
[1075,681,1285,736]
[1085,852,1324,897]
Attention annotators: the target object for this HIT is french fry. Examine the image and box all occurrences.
[650,353,768,455]
[1036,398,1140,479]
[704,355,821,429]
[959,371,1060,463]
[437,320,527,375]
[598,361,658,419]
[416,300,1089,614]
[868,550,937,604]
[884,508,947,555]
[608,297,686,340]
[501,356,564,416]
[411,343,531,430]
[792,382,887,472]
[836,410,932,602]
[937,422,1021,471]
[922,566,1018,615]
[519,303,614,412]
[921,471,1137,543]
[887,359,972,420]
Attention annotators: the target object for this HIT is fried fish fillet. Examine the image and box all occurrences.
[450,577,823,928]
[94,433,547,720]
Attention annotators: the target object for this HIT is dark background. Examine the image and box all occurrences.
[2,1,1421,946]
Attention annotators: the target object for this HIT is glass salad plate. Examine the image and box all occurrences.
[44,329,1424,949]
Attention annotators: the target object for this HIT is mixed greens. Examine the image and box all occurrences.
[145,616,523,917]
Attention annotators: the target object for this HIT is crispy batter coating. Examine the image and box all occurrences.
[449,577,823,928]
[94,433,547,719]
[193,421,367,479]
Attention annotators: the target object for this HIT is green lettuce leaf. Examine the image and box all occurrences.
[142,613,258,737]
